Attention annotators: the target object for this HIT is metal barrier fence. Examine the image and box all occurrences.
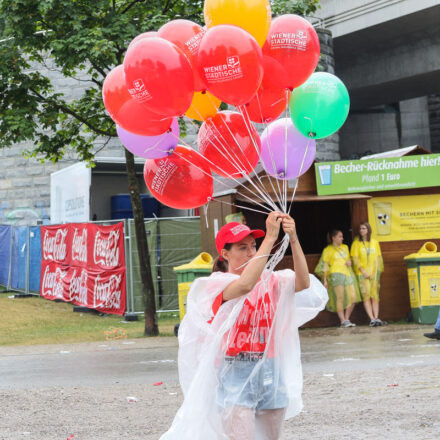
[0,217,202,315]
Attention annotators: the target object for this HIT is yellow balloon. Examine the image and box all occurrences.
[204,0,271,47]
[184,91,221,121]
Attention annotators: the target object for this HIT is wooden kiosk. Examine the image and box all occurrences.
[200,146,440,327]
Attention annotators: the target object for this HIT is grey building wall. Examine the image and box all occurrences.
[340,97,433,159]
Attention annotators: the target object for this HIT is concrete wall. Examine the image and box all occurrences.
[316,0,439,38]
[340,97,432,159]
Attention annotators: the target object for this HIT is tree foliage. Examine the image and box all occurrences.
[0,0,319,165]
[271,0,320,16]
[0,0,204,162]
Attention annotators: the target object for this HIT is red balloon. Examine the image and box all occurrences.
[124,37,194,117]
[102,65,172,136]
[245,56,289,123]
[198,111,261,178]
[144,146,213,209]
[158,19,206,92]
[127,31,158,50]
[263,14,320,90]
[198,25,263,106]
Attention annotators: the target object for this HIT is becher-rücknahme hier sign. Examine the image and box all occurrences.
[315,154,440,196]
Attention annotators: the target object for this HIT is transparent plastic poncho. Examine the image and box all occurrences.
[160,266,328,439]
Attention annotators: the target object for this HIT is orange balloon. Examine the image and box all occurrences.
[204,0,271,47]
[185,91,221,121]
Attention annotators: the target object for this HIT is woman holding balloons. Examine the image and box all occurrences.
[161,212,327,439]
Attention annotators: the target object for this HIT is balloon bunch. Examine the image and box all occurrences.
[102,0,350,212]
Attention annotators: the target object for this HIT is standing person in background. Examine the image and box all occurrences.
[315,230,361,327]
[350,222,385,327]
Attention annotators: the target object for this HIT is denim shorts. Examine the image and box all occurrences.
[217,355,288,410]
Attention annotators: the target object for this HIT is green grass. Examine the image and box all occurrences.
[0,292,179,346]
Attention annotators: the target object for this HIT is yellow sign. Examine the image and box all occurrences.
[420,266,440,306]
[367,194,440,242]
[407,268,420,308]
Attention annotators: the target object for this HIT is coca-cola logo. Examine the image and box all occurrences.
[72,228,88,263]
[42,265,67,299]
[93,274,122,309]
[93,230,120,268]
[69,269,88,305]
[43,229,68,261]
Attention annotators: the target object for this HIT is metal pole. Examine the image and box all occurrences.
[25,226,30,294]
[129,218,135,312]
[7,226,13,290]
[123,219,132,314]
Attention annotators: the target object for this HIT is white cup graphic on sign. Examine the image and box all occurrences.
[373,202,392,235]
[318,165,332,186]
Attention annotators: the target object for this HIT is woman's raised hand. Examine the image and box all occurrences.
[281,214,298,243]
[265,211,282,241]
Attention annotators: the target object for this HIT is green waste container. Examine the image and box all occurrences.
[404,242,440,324]
[173,252,213,322]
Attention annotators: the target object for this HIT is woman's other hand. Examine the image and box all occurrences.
[346,259,352,267]
[281,214,298,243]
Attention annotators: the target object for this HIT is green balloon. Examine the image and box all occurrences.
[289,72,350,139]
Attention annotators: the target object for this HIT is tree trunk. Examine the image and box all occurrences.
[124,149,159,336]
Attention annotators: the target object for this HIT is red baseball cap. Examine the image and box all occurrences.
[215,222,265,255]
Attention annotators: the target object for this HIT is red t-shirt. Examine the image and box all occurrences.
[210,286,278,357]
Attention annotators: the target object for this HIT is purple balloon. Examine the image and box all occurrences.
[117,118,179,159]
[260,118,316,180]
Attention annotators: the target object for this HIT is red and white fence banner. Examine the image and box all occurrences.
[40,222,126,315]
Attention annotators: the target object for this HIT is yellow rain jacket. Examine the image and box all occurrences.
[350,238,384,301]
[315,244,361,312]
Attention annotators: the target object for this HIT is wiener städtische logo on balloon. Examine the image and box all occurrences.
[268,31,308,51]
[203,56,243,83]
[150,159,179,196]
[127,78,153,103]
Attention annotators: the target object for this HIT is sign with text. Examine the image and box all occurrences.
[50,163,91,224]
[315,154,440,195]
[367,194,440,242]
[40,222,126,315]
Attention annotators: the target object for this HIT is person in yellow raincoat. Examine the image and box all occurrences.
[315,230,361,327]
[350,222,385,327]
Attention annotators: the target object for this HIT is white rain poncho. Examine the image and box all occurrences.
[160,269,328,439]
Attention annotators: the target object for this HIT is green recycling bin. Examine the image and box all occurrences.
[173,252,213,322]
[404,242,440,324]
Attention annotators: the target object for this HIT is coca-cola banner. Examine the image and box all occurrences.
[40,223,126,315]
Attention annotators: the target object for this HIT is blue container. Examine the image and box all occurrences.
[111,194,159,220]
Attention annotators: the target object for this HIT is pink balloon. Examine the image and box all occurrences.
[260,118,316,180]
[117,118,179,159]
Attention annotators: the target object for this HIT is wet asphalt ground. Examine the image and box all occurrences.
[1,324,439,390]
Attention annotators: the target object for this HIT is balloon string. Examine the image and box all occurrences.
[204,93,278,211]
[210,197,271,216]
[253,93,285,210]
[171,146,273,214]
[282,89,290,212]
[236,105,281,211]
[238,104,285,211]
[210,107,278,210]
[183,107,275,209]
[171,131,275,211]
[287,112,314,215]
[287,136,312,216]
